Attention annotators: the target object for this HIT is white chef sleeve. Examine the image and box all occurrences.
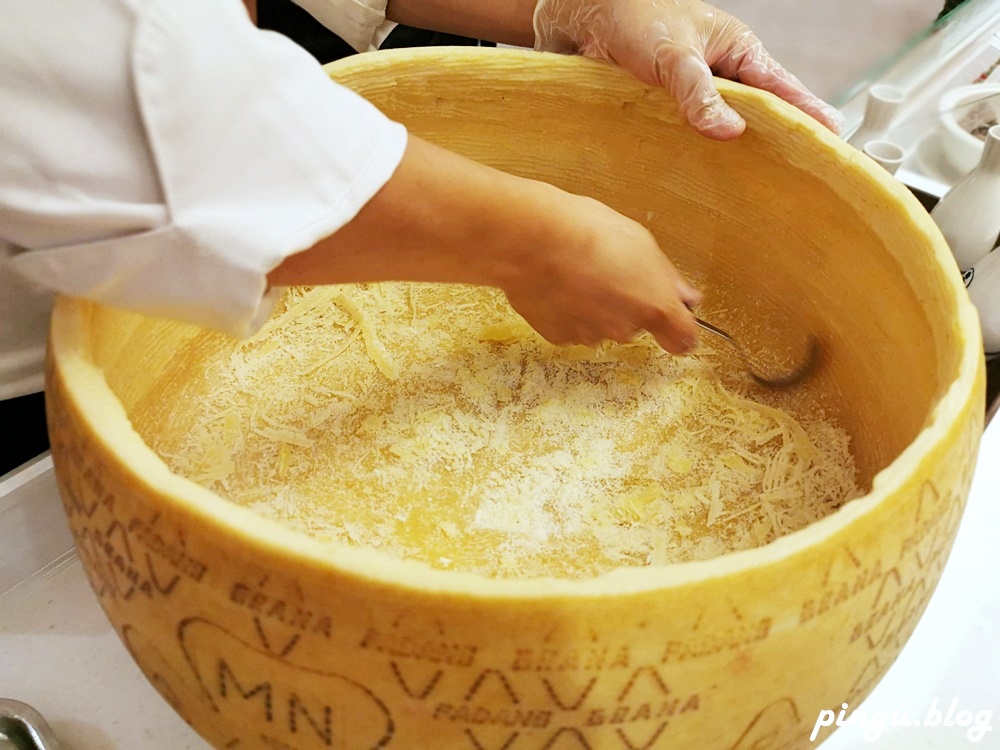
[3,0,406,339]
[289,0,390,52]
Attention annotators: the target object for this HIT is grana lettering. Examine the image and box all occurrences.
[586,694,701,726]
[511,645,631,672]
[229,583,332,638]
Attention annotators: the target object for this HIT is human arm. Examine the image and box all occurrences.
[385,0,537,47]
[243,0,257,24]
[299,0,841,140]
[3,0,696,353]
[290,0,840,139]
[268,134,701,352]
[383,0,842,141]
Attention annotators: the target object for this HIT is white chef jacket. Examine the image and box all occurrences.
[0,0,407,401]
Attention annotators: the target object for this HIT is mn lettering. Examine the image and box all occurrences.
[217,659,336,747]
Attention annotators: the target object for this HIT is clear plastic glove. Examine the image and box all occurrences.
[533,0,844,141]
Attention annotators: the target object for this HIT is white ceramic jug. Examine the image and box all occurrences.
[863,140,906,175]
[846,85,904,148]
[931,124,1000,271]
[964,248,1000,359]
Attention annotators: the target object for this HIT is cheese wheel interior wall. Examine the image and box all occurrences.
[327,53,952,487]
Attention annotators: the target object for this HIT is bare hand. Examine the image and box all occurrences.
[502,191,701,353]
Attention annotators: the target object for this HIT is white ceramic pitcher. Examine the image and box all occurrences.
[964,247,1000,359]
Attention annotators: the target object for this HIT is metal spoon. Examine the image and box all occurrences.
[0,699,62,750]
[693,316,820,388]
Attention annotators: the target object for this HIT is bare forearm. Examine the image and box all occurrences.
[385,0,537,47]
[267,135,553,290]
[267,134,699,354]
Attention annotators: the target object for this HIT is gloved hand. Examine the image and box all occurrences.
[533,0,843,141]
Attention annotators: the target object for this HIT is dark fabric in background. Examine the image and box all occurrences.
[257,0,493,64]
[0,392,48,476]
[938,0,971,20]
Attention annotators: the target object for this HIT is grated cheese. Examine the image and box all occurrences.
[139,283,862,580]
[332,292,400,381]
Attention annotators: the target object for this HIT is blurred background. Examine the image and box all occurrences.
[255,0,955,106]
[721,0,947,103]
